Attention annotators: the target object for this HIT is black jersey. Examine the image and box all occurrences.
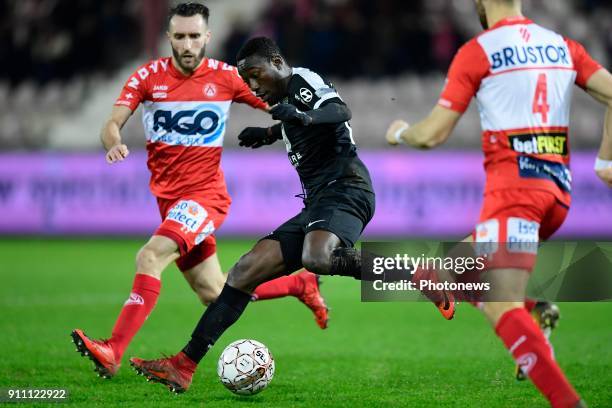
[279,67,373,198]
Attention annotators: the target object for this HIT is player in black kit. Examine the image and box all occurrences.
[129,37,375,393]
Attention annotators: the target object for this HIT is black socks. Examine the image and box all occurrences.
[329,247,363,280]
[182,284,251,364]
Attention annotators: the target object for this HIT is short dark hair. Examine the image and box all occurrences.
[236,37,282,62]
[168,2,210,24]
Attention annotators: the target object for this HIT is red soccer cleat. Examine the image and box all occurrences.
[435,290,456,320]
[296,271,329,329]
[71,329,120,379]
[130,352,196,394]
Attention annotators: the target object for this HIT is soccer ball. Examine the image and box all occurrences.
[217,339,275,395]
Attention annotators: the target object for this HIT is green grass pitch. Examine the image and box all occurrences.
[0,238,610,407]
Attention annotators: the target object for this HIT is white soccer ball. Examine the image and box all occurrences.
[217,339,275,395]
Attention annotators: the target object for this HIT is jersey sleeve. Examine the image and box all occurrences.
[231,69,269,110]
[114,64,148,111]
[289,70,344,111]
[565,38,603,89]
[438,39,490,113]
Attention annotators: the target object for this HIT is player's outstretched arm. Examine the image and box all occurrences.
[586,68,612,187]
[101,105,132,164]
[385,105,461,149]
[270,102,351,126]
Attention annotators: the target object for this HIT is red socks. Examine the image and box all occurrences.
[495,308,579,408]
[524,299,537,312]
[109,273,161,360]
[251,273,304,300]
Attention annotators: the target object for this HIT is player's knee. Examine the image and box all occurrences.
[226,252,260,291]
[136,246,157,270]
[301,250,331,275]
[195,286,219,306]
[136,244,166,276]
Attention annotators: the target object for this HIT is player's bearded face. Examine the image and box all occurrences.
[168,15,210,73]
[172,43,207,72]
[475,0,488,29]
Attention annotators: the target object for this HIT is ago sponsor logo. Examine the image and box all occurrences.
[509,134,568,156]
[167,200,208,233]
[146,102,227,146]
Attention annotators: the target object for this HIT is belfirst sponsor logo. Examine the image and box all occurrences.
[509,133,568,155]
[490,44,570,70]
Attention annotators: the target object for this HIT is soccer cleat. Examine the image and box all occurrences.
[71,329,120,379]
[516,301,560,381]
[435,290,456,320]
[296,271,329,329]
[129,352,196,394]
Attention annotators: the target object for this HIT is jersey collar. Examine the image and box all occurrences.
[490,16,533,29]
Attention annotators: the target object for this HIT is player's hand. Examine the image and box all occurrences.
[385,120,410,146]
[596,167,612,187]
[270,104,313,126]
[105,144,129,164]
[238,127,277,148]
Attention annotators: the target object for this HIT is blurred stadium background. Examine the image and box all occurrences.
[1,1,611,406]
[0,0,610,239]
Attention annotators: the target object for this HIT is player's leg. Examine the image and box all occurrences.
[475,191,581,407]
[72,235,180,378]
[461,233,543,315]
[301,186,376,279]
[178,229,329,327]
[301,230,342,274]
[252,270,330,329]
[130,238,289,393]
[481,268,581,408]
[181,252,226,306]
[175,235,226,306]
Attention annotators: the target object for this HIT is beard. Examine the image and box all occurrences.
[475,0,488,29]
[172,45,207,73]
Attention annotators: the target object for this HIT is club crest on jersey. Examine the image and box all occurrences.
[299,88,313,103]
[167,200,208,233]
[203,83,217,97]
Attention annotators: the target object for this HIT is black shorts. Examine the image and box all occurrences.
[263,184,375,273]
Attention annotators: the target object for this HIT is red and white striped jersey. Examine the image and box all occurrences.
[439,17,602,206]
[115,57,267,200]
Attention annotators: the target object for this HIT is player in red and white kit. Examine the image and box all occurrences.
[71,3,328,380]
[386,0,612,406]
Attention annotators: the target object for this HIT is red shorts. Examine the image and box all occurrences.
[155,195,230,272]
[472,189,568,271]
